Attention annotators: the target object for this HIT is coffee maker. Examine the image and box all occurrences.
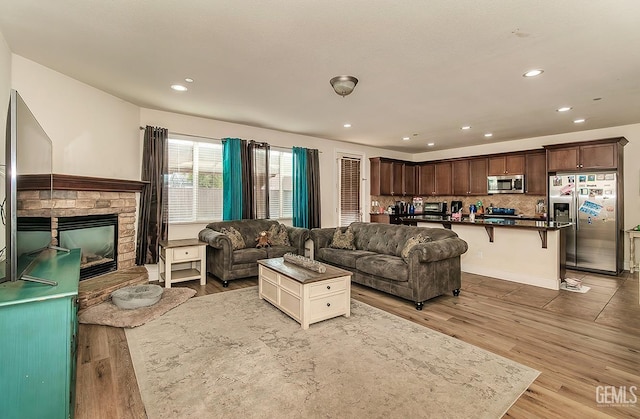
[450,200,463,214]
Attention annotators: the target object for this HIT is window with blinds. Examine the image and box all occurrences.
[339,156,361,226]
[269,149,293,219]
[167,137,223,223]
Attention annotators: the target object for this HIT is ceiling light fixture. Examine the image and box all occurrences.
[171,84,188,91]
[573,118,586,124]
[557,106,572,112]
[402,137,410,141]
[523,69,544,77]
[484,133,493,137]
[185,78,194,83]
[330,75,358,97]
[427,142,435,147]
[461,126,471,130]
[343,123,352,128]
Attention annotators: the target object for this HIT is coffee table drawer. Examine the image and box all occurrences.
[309,277,347,298]
[309,292,348,320]
[260,266,278,282]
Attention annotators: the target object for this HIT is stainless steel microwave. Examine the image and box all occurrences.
[487,175,525,194]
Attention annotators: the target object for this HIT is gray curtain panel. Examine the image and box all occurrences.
[136,126,168,265]
[243,140,270,220]
[307,148,321,228]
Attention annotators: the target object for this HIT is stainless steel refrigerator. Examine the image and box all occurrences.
[548,172,621,274]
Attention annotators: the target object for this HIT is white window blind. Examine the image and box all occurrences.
[339,156,361,226]
[167,137,223,223]
[269,149,293,220]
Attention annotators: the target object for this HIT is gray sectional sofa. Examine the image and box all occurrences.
[310,222,468,309]
[198,219,309,287]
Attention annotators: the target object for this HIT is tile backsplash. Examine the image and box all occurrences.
[370,194,546,217]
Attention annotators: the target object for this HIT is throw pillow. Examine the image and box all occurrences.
[268,223,291,246]
[329,227,356,250]
[401,234,432,262]
[220,227,245,250]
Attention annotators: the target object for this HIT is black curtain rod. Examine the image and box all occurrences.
[139,126,321,152]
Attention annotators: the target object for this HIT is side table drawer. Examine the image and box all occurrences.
[172,245,201,262]
[309,291,347,320]
[309,277,347,298]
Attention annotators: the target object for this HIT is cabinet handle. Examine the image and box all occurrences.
[326,303,331,307]
[327,285,331,290]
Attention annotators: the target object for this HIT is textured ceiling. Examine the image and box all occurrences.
[1,0,639,152]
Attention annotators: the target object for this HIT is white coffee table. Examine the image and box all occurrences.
[258,257,352,329]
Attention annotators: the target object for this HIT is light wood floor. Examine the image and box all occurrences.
[75,270,640,418]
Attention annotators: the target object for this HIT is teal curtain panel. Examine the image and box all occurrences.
[222,138,243,220]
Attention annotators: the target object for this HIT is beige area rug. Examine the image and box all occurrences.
[126,287,539,419]
[78,287,196,328]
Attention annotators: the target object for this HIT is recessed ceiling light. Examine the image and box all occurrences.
[461,126,471,130]
[343,123,352,128]
[573,118,586,124]
[523,69,544,77]
[556,106,572,112]
[171,84,188,91]
[484,133,493,137]
[427,142,435,147]
[402,137,410,141]
[185,78,194,83]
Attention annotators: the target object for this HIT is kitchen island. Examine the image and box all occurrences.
[402,215,572,290]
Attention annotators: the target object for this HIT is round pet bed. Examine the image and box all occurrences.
[112,284,164,310]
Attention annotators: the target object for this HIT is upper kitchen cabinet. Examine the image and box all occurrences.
[370,158,416,196]
[370,157,393,195]
[452,157,487,195]
[545,138,628,172]
[488,153,525,175]
[525,151,546,195]
[418,162,452,196]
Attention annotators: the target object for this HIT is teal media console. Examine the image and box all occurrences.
[0,248,81,419]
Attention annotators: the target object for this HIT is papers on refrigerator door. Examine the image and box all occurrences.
[579,200,603,216]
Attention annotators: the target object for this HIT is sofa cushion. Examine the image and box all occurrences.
[318,248,376,269]
[355,254,408,282]
[401,234,432,262]
[233,247,268,264]
[266,245,298,259]
[330,227,356,250]
[268,223,291,246]
[221,227,245,250]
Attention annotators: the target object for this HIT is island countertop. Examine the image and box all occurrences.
[401,215,572,231]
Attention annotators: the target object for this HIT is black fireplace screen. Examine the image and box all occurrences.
[58,214,118,280]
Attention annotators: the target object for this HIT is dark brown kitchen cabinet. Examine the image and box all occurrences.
[488,154,525,175]
[545,138,627,172]
[370,158,415,196]
[370,158,393,195]
[418,162,452,195]
[404,164,416,195]
[452,158,487,195]
[370,214,390,224]
[525,151,546,195]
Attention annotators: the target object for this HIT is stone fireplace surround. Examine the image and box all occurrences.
[17,174,147,273]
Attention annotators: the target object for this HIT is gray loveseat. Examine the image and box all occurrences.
[310,222,468,310]
[198,219,309,287]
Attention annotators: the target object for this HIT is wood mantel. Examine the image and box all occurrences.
[18,174,148,192]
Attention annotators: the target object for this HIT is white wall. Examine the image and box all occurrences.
[11,55,141,179]
[140,108,413,239]
[0,30,11,160]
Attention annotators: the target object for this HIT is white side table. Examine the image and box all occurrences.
[626,229,640,274]
[158,239,207,288]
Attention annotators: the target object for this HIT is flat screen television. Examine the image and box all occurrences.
[0,89,56,285]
